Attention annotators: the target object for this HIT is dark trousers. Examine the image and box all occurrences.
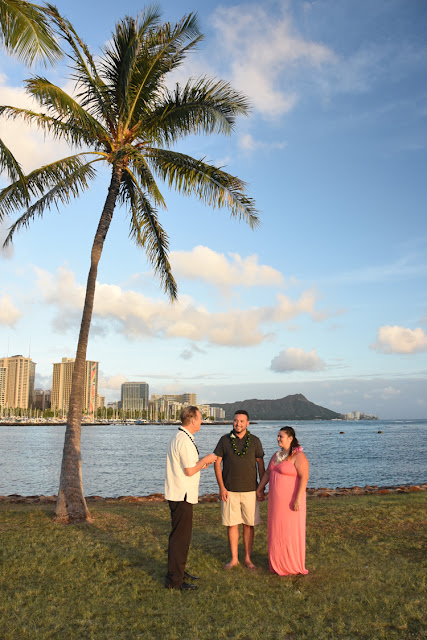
[165,499,193,588]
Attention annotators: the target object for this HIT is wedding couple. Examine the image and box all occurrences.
[164,406,309,590]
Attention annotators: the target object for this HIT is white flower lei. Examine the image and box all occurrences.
[274,445,303,464]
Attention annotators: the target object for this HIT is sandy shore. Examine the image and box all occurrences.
[1,483,425,504]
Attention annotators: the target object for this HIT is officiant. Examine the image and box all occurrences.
[164,406,217,590]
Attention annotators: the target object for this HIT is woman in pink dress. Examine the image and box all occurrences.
[256,427,309,576]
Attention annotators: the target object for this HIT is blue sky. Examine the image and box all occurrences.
[0,0,426,418]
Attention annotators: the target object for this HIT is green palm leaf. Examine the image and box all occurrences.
[0,101,109,150]
[45,4,116,133]
[0,0,62,66]
[120,12,202,130]
[0,154,97,223]
[0,136,27,186]
[124,176,177,300]
[142,77,251,146]
[147,149,260,229]
[125,148,166,208]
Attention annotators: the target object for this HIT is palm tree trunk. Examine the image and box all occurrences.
[55,164,123,523]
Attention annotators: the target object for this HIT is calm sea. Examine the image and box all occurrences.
[0,419,426,497]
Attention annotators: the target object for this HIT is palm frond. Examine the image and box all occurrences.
[0,154,97,221]
[0,135,28,190]
[124,147,166,208]
[2,156,99,245]
[125,178,177,300]
[101,7,163,119]
[0,0,62,66]
[0,104,107,149]
[142,77,251,146]
[45,4,116,134]
[147,149,260,229]
[45,3,98,76]
[24,78,111,143]
[122,12,203,130]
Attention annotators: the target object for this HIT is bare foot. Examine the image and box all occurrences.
[224,560,240,570]
[244,560,257,570]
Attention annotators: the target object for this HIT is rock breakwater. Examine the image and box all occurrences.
[1,483,425,505]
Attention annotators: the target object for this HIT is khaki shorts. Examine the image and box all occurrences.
[221,490,261,527]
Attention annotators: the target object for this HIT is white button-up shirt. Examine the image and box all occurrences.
[165,427,200,504]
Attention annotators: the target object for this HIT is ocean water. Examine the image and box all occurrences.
[0,419,426,497]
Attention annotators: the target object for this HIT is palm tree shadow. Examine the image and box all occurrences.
[81,503,172,586]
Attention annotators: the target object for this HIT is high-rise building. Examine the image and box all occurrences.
[0,355,36,409]
[44,389,51,409]
[51,357,99,414]
[161,393,197,405]
[121,382,149,411]
[33,388,44,410]
[0,366,6,408]
[181,393,197,405]
[33,389,52,411]
[210,406,225,420]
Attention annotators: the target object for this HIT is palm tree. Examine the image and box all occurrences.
[0,5,259,523]
[0,0,61,65]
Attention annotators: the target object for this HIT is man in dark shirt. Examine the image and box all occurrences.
[214,410,265,569]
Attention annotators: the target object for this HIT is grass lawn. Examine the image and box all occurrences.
[1,494,426,640]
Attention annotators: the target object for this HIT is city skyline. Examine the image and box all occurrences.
[1,0,426,419]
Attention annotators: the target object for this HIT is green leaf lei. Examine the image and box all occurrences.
[229,430,251,456]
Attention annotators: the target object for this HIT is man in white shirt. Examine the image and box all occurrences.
[165,406,217,590]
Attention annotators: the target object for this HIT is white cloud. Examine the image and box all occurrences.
[272,290,335,323]
[0,294,21,326]
[381,386,401,396]
[34,372,52,390]
[270,347,326,372]
[34,266,331,348]
[239,133,287,153]
[317,39,427,100]
[98,374,128,390]
[170,245,284,290]
[371,325,427,354]
[364,386,402,400]
[211,5,335,118]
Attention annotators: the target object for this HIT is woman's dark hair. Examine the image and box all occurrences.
[279,426,301,456]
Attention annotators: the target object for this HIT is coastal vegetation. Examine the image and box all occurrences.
[0,6,258,523]
[1,494,425,639]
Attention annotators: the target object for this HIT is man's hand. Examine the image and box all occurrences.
[220,487,228,502]
[256,487,265,501]
[201,453,217,469]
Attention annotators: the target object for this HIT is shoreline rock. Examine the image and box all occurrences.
[0,483,425,504]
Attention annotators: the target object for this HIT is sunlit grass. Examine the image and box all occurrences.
[1,494,425,639]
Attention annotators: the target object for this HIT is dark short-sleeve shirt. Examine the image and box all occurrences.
[214,432,264,492]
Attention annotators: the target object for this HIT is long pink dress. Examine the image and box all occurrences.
[267,458,308,576]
